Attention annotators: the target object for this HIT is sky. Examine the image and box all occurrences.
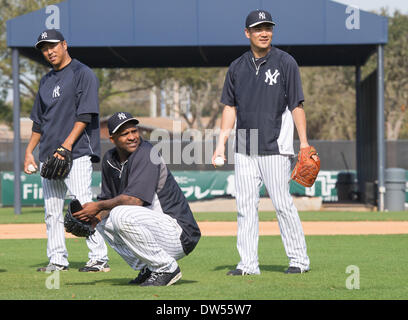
[333,0,408,14]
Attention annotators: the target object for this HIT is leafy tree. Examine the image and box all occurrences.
[361,10,408,140]
[300,66,356,140]
[0,0,55,126]
[0,1,157,123]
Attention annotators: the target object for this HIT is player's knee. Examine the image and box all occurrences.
[44,210,63,223]
[109,206,138,231]
[109,206,126,226]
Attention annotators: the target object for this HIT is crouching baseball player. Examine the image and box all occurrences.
[72,112,201,286]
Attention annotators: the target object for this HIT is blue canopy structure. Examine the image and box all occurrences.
[7,0,387,67]
[7,0,388,212]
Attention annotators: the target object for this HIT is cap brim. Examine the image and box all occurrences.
[248,21,276,28]
[35,39,61,49]
[111,118,139,134]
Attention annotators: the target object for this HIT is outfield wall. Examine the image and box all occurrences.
[1,140,408,172]
[1,170,407,207]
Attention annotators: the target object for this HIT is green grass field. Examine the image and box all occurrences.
[0,207,408,300]
[0,235,408,300]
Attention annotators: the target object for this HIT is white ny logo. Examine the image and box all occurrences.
[41,32,48,39]
[259,12,266,20]
[118,112,127,120]
[52,85,60,98]
[265,69,280,86]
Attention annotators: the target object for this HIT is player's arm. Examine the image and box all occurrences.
[26,90,43,173]
[54,118,89,159]
[24,130,41,174]
[212,105,236,165]
[292,105,309,149]
[73,194,144,222]
[61,121,87,150]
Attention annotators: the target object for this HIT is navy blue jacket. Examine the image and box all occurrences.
[221,46,304,155]
[98,139,201,255]
[30,59,101,163]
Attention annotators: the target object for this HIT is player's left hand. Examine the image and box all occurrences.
[299,142,319,162]
[53,144,72,160]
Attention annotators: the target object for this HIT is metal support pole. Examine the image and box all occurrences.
[12,48,21,215]
[377,44,386,211]
[355,65,362,201]
[150,86,157,117]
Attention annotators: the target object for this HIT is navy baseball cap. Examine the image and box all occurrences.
[35,29,65,49]
[108,112,139,135]
[245,10,275,28]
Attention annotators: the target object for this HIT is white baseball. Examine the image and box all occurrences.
[27,164,37,173]
[214,156,225,167]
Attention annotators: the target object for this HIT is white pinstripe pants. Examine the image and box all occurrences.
[234,153,310,274]
[41,156,108,266]
[96,205,185,273]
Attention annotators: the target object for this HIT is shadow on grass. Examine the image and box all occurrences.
[31,261,92,270]
[65,278,197,286]
[0,269,7,273]
[213,264,286,273]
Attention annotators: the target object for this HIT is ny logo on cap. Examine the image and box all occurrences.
[118,112,127,120]
[259,12,266,19]
[41,32,48,39]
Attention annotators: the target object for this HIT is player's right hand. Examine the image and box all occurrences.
[73,201,101,222]
[211,147,226,167]
[23,153,38,174]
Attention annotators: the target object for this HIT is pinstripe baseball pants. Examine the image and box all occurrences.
[41,156,108,267]
[96,205,185,273]
[234,153,310,274]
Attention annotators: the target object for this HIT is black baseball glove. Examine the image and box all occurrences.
[64,199,95,238]
[40,146,73,180]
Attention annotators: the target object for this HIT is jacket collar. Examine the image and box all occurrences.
[248,46,275,62]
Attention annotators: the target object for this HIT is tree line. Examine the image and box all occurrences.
[1,1,407,140]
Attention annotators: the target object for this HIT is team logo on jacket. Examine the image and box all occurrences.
[52,85,61,98]
[265,69,280,86]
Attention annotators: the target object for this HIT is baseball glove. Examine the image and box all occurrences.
[64,199,95,238]
[40,146,73,180]
[291,146,321,187]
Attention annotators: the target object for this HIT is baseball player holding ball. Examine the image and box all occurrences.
[23,29,109,273]
[213,10,319,275]
[71,112,201,286]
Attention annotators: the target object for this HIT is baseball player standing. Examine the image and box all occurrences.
[23,29,110,272]
[212,10,311,275]
[72,112,201,286]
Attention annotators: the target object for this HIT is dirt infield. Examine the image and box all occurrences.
[0,221,407,239]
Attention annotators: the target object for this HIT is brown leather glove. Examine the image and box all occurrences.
[291,146,321,187]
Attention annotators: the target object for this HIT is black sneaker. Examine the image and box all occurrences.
[37,263,69,272]
[129,267,152,285]
[226,269,251,276]
[284,266,308,274]
[140,267,182,287]
[79,260,111,272]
